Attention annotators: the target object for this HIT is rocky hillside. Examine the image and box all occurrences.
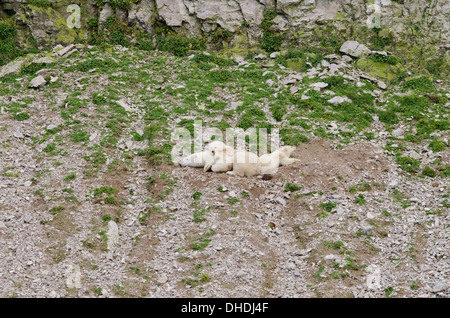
[0,0,449,299]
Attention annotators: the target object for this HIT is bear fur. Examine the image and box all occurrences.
[203,141,234,172]
[178,143,299,177]
[178,150,214,168]
[258,146,299,175]
[226,150,260,177]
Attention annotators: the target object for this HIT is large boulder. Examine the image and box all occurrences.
[339,41,371,58]
[0,56,29,77]
[29,75,46,88]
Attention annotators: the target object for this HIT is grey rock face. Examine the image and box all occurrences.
[194,0,244,32]
[99,3,113,25]
[128,0,157,32]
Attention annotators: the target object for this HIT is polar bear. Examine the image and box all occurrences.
[204,140,234,172]
[178,150,214,168]
[258,146,299,174]
[226,150,260,177]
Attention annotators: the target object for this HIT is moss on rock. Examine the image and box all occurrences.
[286,57,307,72]
[356,57,406,84]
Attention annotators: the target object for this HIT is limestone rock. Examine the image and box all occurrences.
[237,0,265,27]
[310,82,328,91]
[66,264,81,289]
[195,0,244,32]
[128,0,156,32]
[0,56,29,78]
[29,75,47,88]
[33,56,57,64]
[106,221,119,251]
[19,4,82,48]
[366,265,382,290]
[339,41,371,58]
[55,44,76,57]
[327,96,351,104]
[99,3,113,25]
[156,0,199,32]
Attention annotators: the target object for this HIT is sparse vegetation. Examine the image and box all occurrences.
[0,13,448,298]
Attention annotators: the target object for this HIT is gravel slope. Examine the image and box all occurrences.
[0,45,448,298]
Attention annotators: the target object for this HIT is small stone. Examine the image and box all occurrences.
[327,96,351,104]
[388,179,398,187]
[236,270,246,277]
[13,131,24,138]
[52,44,64,52]
[55,44,76,57]
[430,282,448,293]
[0,221,7,229]
[29,75,46,88]
[270,52,280,58]
[360,225,373,236]
[46,124,58,131]
[89,131,98,142]
[254,54,266,60]
[290,86,299,94]
[409,151,421,160]
[64,49,78,58]
[392,127,404,137]
[377,81,387,89]
[310,82,328,91]
[324,254,336,263]
[276,197,286,205]
[157,274,168,284]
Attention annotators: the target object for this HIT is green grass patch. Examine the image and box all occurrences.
[396,155,420,173]
[93,186,118,196]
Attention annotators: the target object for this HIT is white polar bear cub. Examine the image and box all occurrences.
[204,141,234,172]
[258,145,299,175]
[178,150,214,168]
[226,150,260,177]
